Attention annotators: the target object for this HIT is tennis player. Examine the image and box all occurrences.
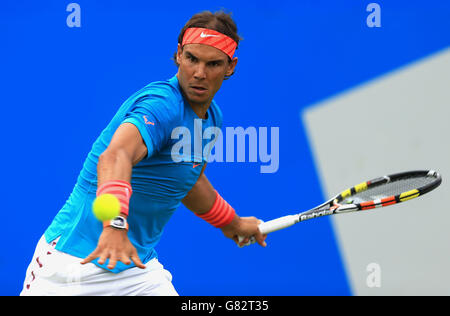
[20,10,267,296]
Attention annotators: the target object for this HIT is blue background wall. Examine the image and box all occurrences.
[1,0,449,295]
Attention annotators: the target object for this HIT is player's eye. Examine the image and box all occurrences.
[207,61,222,68]
[186,54,197,63]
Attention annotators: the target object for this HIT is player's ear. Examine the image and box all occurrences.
[225,57,238,77]
[176,44,183,65]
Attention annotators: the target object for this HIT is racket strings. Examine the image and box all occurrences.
[346,176,436,203]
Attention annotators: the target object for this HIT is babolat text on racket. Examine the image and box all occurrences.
[239,170,442,246]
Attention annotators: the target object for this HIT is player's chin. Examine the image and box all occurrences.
[187,92,211,104]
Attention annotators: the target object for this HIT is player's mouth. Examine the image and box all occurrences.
[190,85,208,95]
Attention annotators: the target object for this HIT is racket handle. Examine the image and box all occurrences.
[237,215,299,247]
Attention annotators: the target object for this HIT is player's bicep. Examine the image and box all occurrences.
[105,122,148,166]
[182,171,217,214]
[199,162,207,177]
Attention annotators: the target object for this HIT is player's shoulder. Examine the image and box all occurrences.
[137,75,183,105]
[127,75,184,118]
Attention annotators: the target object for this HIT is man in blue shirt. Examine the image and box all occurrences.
[21,10,266,296]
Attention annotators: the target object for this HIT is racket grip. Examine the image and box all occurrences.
[237,215,299,247]
[258,215,299,234]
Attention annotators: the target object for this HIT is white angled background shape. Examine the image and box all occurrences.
[303,48,450,295]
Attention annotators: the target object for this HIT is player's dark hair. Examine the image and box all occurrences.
[173,10,242,79]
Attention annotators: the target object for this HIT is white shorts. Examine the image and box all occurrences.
[20,235,178,296]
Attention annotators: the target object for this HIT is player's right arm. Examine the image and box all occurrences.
[81,122,147,270]
[96,122,148,185]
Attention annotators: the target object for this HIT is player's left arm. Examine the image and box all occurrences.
[181,164,217,212]
[182,165,267,247]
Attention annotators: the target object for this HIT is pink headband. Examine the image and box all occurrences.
[182,27,237,59]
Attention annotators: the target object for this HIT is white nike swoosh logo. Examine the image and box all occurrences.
[200,32,220,38]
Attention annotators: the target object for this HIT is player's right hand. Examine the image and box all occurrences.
[81,227,146,270]
[221,215,267,247]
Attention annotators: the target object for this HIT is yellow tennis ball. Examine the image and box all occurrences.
[92,194,121,221]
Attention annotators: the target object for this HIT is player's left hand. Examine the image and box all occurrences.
[221,215,267,247]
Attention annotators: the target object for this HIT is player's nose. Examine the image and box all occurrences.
[193,63,206,80]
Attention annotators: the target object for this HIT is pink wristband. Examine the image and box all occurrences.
[97,180,133,216]
[196,191,236,228]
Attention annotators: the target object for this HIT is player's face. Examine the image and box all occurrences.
[176,43,237,109]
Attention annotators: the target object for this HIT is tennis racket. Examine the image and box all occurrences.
[238,170,442,246]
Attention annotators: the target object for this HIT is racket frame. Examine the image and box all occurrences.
[244,170,442,243]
